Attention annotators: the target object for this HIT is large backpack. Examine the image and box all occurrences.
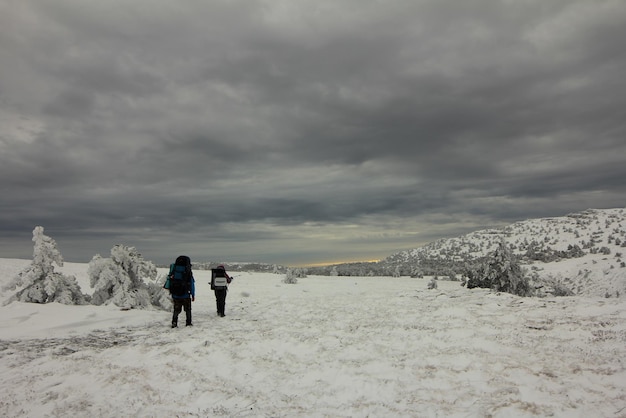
[211,267,229,290]
[169,255,192,297]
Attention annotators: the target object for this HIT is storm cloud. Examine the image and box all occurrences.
[1,0,625,265]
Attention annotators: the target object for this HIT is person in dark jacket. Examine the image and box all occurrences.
[210,264,231,317]
[168,255,196,327]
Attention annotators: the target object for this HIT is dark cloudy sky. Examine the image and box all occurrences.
[1,0,625,266]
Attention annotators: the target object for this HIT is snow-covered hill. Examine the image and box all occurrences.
[384,208,626,298]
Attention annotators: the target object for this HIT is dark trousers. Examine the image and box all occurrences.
[172,298,192,325]
[214,289,227,316]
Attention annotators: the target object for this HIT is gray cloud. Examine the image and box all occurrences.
[1,0,625,265]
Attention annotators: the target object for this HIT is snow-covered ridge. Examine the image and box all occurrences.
[383,208,626,297]
[392,208,625,261]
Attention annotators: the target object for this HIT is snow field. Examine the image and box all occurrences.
[1,263,625,417]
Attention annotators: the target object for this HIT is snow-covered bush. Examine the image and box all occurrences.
[550,280,575,297]
[283,269,298,284]
[530,273,575,297]
[284,268,306,284]
[88,244,161,309]
[410,269,424,278]
[147,273,173,310]
[466,240,531,297]
[427,277,438,289]
[3,226,89,305]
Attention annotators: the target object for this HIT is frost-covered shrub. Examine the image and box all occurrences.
[550,281,574,297]
[411,269,424,278]
[284,268,306,284]
[89,244,160,309]
[283,270,298,284]
[427,277,438,289]
[466,240,531,297]
[147,274,172,310]
[4,226,89,305]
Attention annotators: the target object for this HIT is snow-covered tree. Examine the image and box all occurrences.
[466,240,531,296]
[88,244,159,309]
[4,226,88,305]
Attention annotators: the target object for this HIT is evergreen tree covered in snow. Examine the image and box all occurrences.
[89,244,160,309]
[466,240,531,296]
[4,226,88,305]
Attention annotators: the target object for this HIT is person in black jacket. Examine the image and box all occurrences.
[167,255,195,328]
[210,264,231,317]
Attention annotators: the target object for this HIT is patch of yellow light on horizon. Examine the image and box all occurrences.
[293,258,381,268]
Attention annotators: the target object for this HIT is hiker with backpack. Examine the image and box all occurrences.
[210,264,231,317]
[165,255,196,327]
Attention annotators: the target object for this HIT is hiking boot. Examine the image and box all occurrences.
[171,322,178,328]
[186,322,193,326]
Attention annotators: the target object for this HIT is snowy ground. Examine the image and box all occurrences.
[1,259,625,417]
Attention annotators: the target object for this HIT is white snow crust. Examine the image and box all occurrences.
[1,259,625,417]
